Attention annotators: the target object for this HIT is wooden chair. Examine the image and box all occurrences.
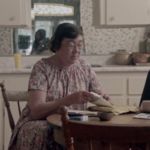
[59,105,150,150]
[0,81,28,131]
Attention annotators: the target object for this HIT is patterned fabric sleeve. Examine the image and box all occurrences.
[28,60,48,92]
[88,65,103,93]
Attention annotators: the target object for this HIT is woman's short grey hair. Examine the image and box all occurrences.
[49,23,83,53]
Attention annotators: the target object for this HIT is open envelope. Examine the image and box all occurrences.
[90,92,114,108]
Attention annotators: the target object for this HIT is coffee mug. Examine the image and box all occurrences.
[140,100,150,112]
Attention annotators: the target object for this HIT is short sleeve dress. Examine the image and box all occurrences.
[8,58,103,150]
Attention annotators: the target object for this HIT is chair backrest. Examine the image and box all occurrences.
[0,82,28,131]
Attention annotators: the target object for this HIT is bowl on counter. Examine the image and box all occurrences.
[132,52,150,63]
[114,50,132,65]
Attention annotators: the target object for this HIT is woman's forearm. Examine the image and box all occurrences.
[30,95,72,120]
[29,90,93,120]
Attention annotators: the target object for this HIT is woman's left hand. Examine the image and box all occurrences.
[103,94,110,101]
[103,94,113,105]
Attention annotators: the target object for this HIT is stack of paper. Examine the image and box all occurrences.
[68,110,97,117]
[68,110,94,121]
[133,113,150,119]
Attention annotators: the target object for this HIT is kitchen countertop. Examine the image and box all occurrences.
[1,55,149,73]
[92,65,150,72]
[0,68,32,74]
[0,65,150,74]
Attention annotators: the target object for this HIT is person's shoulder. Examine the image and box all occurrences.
[33,58,45,65]
[33,57,52,69]
[78,58,91,68]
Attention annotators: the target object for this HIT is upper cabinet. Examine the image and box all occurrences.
[93,0,150,28]
[0,0,31,28]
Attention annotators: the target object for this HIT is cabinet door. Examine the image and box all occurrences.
[128,78,146,95]
[0,0,31,28]
[97,77,124,95]
[20,0,31,28]
[93,0,150,28]
[106,0,149,25]
[4,101,26,150]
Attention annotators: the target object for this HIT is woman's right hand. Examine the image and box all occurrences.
[67,91,93,104]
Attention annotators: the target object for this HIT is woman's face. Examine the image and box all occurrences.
[55,35,84,67]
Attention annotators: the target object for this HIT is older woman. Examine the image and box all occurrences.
[9,23,112,150]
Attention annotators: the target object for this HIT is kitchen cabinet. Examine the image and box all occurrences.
[0,0,31,28]
[93,0,150,28]
[94,71,148,107]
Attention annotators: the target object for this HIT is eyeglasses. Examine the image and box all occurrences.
[61,43,84,51]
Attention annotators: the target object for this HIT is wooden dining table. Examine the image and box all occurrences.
[47,113,150,150]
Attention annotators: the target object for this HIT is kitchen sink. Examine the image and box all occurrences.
[24,65,33,69]
[91,64,102,67]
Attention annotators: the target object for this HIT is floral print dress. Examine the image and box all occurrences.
[8,58,102,150]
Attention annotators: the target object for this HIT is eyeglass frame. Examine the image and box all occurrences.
[61,42,85,51]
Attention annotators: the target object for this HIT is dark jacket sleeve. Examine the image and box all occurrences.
[139,70,150,106]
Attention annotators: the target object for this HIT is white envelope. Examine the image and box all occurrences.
[90,92,114,108]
